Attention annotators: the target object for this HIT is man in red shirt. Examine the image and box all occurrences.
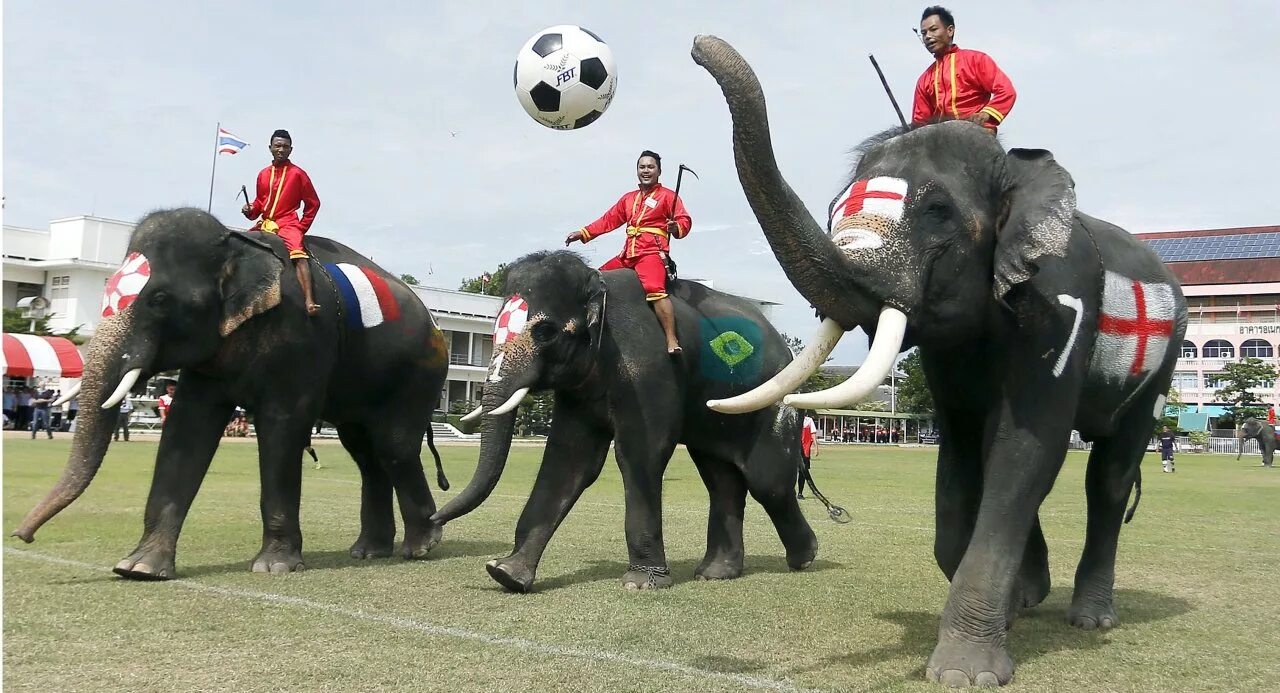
[797,414,819,499]
[912,6,1016,133]
[241,129,322,316]
[157,382,176,427]
[566,150,692,354]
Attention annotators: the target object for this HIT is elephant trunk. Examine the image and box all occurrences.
[691,35,878,330]
[431,389,519,524]
[12,311,143,542]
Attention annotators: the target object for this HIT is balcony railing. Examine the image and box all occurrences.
[449,354,488,367]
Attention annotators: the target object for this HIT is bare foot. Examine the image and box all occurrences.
[667,344,682,355]
[306,302,320,317]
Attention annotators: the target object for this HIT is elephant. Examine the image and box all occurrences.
[691,36,1188,687]
[1236,417,1277,467]
[11,208,451,578]
[430,250,820,592]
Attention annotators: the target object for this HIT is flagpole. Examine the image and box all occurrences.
[207,121,220,213]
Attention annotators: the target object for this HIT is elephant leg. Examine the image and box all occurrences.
[336,423,396,559]
[1014,517,1051,613]
[1265,436,1275,468]
[487,403,611,593]
[926,400,1076,688]
[373,419,440,560]
[687,447,747,581]
[115,374,233,580]
[933,406,985,581]
[251,410,314,574]
[740,426,817,571]
[1068,397,1152,630]
[615,434,679,590]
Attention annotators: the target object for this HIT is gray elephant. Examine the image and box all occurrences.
[1236,418,1277,467]
[692,36,1187,687]
[431,251,820,592]
[12,209,450,578]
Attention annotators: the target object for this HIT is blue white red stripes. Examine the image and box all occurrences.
[324,263,401,328]
[217,128,249,155]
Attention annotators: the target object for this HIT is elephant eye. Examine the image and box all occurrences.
[147,290,169,307]
[531,321,558,343]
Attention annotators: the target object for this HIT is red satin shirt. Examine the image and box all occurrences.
[912,45,1016,130]
[580,184,691,259]
[246,163,321,233]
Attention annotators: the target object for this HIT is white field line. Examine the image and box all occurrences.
[304,478,1270,558]
[5,547,819,693]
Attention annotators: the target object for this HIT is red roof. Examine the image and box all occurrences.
[1135,225,1280,240]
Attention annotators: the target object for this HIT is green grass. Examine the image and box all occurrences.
[4,437,1278,692]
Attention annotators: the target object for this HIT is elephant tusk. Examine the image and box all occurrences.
[459,404,484,423]
[51,381,82,408]
[707,318,846,414]
[784,307,908,410]
[486,387,530,417]
[100,368,143,409]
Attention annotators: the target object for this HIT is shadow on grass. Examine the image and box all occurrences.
[490,554,845,593]
[172,538,511,578]
[797,588,1193,681]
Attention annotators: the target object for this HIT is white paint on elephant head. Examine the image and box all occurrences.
[1054,294,1084,378]
[101,252,151,317]
[494,296,529,346]
[487,352,505,382]
[829,177,908,230]
[830,228,884,250]
[1153,394,1166,419]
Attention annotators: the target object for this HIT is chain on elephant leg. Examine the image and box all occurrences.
[623,563,672,590]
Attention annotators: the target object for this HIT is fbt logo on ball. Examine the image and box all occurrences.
[555,66,577,87]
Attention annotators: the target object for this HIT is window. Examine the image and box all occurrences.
[1170,372,1199,389]
[1204,373,1227,389]
[1180,340,1198,358]
[1202,340,1235,358]
[1241,339,1274,359]
[50,275,70,299]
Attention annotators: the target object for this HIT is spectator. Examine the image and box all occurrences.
[30,385,55,439]
[3,386,16,426]
[1159,425,1177,473]
[17,387,33,429]
[115,396,133,442]
[797,414,820,499]
[158,382,176,426]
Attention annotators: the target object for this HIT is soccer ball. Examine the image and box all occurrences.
[101,251,151,318]
[514,25,617,130]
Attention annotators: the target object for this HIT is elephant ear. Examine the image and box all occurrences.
[583,270,607,350]
[992,148,1078,301]
[219,232,284,337]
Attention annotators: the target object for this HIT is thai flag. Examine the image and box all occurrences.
[217,127,249,155]
[325,263,401,328]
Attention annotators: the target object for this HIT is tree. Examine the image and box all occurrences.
[1156,385,1188,433]
[1212,357,1277,427]
[779,332,848,394]
[516,391,554,437]
[2,308,84,344]
[459,264,509,296]
[895,350,934,415]
[400,274,420,286]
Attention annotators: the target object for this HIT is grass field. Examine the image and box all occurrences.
[4,436,1278,692]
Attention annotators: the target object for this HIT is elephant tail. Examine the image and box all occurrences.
[1123,469,1142,524]
[427,425,449,491]
[803,468,851,524]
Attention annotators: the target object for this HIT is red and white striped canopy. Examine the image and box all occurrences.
[1,333,84,378]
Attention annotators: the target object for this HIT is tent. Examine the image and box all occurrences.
[1,333,84,378]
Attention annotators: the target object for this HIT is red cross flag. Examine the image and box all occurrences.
[494,295,529,346]
[829,176,908,229]
[101,252,151,318]
[1094,271,1176,381]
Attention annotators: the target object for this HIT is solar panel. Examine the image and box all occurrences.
[1145,233,1280,262]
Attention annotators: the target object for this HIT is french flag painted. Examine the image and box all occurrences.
[217,127,249,155]
[325,263,401,328]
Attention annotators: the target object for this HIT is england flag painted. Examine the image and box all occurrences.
[217,128,249,155]
[1091,271,1176,383]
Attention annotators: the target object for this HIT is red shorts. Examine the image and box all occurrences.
[260,222,308,260]
[601,253,668,301]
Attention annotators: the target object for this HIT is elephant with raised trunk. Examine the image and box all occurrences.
[431,251,818,592]
[12,208,450,578]
[692,36,1187,687]
[1236,417,1278,467]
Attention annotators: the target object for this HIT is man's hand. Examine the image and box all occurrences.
[564,230,584,246]
[666,219,679,236]
[966,112,991,126]
[241,203,253,217]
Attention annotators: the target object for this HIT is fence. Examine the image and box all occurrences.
[1067,432,1255,455]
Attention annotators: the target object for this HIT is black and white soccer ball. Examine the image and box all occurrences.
[514,25,617,130]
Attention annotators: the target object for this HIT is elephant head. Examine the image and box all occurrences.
[692,36,1076,412]
[12,208,283,542]
[433,251,605,522]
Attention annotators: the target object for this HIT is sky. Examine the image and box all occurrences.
[4,1,1277,364]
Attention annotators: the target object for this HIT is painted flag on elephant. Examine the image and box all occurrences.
[324,263,400,328]
[1091,271,1176,382]
[217,127,249,155]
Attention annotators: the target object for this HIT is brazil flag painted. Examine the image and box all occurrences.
[699,316,765,383]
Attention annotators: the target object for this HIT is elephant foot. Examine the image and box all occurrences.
[622,565,673,590]
[486,558,535,593]
[925,634,1015,687]
[114,550,177,580]
[785,540,817,571]
[401,523,443,560]
[1068,598,1118,631]
[694,558,744,581]
[349,537,395,560]
[251,546,305,575]
[1013,565,1051,610]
